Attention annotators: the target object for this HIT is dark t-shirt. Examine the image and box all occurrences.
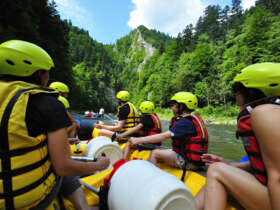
[118,103,130,121]
[25,94,80,196]
[25,93,72,137]
[169,117,196,137]
[140,114,155,129]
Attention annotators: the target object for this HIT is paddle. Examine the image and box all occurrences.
[71,152,106,162]
[111,134,169,149]
[73,135,84,154]
[71,156,97,162]
[80,180,99,195]
[140,143,169,150]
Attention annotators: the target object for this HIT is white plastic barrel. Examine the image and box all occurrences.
[84,136,123,169]
[108,160,196,210]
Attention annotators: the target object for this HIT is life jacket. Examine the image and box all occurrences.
[169,114,181,129]
[0,81,62,209]
[118,102,140,133]
[236,96,280,185]
[172,114,208,166]
[140,113,162,136]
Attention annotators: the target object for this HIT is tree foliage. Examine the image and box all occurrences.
[2,0,280,113]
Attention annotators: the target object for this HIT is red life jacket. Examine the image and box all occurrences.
[169,114,181,129]
[140,113,162,136]
[172,114,208,166]
[236,97,280,185]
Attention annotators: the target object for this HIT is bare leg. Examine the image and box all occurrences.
[67,124,77,138]
[97,129,114,138]
[123,142,131,160]
[67,187,98,210]
[203,162,271,210]
[195,186,205,210]
[148,149,177,166]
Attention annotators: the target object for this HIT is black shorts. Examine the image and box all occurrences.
[60,176,81,198]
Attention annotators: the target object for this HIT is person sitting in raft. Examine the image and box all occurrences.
[195,63,280,210]
[94,90,140,142]
[116,101,162,160]
[169,92,184,128]
[0,40,110,210]
[129,92,209,172]
[196,63,280,210]
[49,81,80,138]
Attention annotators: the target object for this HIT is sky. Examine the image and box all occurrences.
[52,0,257,44]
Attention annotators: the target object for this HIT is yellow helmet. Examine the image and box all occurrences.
[58,96,70,109]
[171,92,198,110]
[0,40,54,77]
[116,90,130,101]
[49,82,69,93]
[139,101,155,114]
[234,63,280,97]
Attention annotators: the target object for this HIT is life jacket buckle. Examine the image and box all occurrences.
[246,105,253,113]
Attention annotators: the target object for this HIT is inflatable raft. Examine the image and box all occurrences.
[69,135,239,210]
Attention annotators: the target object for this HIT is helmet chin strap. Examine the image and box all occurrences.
[177,103,183,115]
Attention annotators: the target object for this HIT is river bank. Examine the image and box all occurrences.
[158,115,237,125]
[156,104,238,125]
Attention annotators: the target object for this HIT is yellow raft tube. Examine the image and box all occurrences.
[67,128,239,210]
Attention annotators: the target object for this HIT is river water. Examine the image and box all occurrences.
[160,120,246,162]
[72,112,246,162]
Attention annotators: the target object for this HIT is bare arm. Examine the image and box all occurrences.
[117,123,144,139]
[95,120,125,132]
[48,127,109,176]
[201,154,251,170]
[230,161,251,171]
[252,104,280,210]
[66,111,79,137]
[130,130,172,145]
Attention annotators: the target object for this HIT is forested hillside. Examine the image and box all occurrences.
[1,0,280,114]
[68,25,121,111]
[128,0,280,109]
[0,0,73,84]
[117,0,280,111]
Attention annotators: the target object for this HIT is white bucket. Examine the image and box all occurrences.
[108,160,196,210]
[84,136,123,169]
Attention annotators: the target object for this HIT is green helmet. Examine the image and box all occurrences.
[49,82,69,93]
[139,101,155,114]
[0,40,54,77]
[171,92,198,110]
[116,90,130,102]
[58,96,70,109]
[234,63,280,97]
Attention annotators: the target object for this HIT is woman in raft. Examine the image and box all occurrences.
[0,40,109,210]
[195,63,280,210]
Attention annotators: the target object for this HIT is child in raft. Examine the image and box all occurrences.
[129,92,209,172]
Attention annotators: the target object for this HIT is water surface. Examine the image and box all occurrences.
[72,112,246,162]
[160,120,246,162]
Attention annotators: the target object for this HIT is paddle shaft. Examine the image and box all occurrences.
[112,135,170,150]
[71,156,97,162]
[80,180,99,195]
[140,143,169,150]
